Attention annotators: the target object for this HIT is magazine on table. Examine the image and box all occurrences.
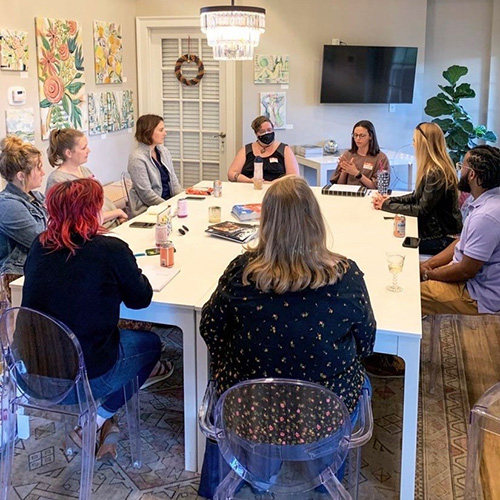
[231,203,262,221]
[321,184,367,197]
[206,221,259,243]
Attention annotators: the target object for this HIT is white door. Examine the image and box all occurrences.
[137,17,237,187]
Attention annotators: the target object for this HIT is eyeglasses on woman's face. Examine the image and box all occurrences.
[352,133,368,139]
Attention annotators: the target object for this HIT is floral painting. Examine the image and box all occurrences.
[254,55,290,84]
[260,92,286,129]
[0,29,29,71]
[35,17,86,140]
[94,20,123,84]
[88,90,134,135]
[5,108,35,143]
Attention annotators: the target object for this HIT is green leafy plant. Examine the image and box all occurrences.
[424,65,497,164]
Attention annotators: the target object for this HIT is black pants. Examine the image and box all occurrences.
[419,236,456,256]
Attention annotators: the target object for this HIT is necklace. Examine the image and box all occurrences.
[258,141,273,154]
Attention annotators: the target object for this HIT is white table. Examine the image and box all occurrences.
[11,182,422,499]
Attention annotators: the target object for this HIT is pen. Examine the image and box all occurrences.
[134,253,146,257]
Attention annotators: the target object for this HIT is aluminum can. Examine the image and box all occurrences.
[177,198,188,218]
[393,215,406,238]
[213,180,222,197]
[160,241,174,268]
[155,223,168,247]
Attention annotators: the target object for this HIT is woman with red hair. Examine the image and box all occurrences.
[22,178,173,460]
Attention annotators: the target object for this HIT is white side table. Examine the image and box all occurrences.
[297,155,340,186]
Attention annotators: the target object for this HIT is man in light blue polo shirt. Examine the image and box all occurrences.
[420,145,500,315]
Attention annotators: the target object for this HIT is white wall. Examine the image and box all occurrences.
[488,0,500,135]
[239,0,428,153]
[423,0,493,127]
[0,0,138,189]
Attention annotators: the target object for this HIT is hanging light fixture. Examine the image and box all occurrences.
[200,1,266,60]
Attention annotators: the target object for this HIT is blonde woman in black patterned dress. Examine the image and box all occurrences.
[198,175,376,498]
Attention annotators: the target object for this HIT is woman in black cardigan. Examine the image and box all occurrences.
[373,122,462,255]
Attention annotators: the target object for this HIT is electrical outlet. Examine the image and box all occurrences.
[389,103,396,113]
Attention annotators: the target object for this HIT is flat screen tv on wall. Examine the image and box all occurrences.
[320,45,418,104]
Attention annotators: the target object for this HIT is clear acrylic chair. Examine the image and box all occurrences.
[389,145,415,191]
[199,378,373,500]
[0,307,142,500]
[464,380,500,499]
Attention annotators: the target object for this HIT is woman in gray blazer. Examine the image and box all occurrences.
[127,115,182,216]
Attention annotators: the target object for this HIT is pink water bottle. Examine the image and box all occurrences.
[177,198,188,218]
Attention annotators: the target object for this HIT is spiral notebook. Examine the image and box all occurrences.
[321,184,367,197]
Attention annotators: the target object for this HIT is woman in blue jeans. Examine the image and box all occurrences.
[22,178,173,460]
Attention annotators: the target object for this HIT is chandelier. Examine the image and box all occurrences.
[200,1,266,60]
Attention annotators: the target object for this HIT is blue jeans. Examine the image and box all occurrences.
[87,329,161,419]
[198,377,372,499]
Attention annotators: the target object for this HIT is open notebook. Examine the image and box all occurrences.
[139,262,180,292]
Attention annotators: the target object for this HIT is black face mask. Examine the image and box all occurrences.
[258,131,275,145]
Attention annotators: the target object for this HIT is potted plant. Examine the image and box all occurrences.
[424,65,497,163]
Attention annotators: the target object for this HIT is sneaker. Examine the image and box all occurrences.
[363,354,405,378]
[141,360,174,389]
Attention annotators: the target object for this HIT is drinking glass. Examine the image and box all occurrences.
[386,253,405,292]
[208,206,222,223]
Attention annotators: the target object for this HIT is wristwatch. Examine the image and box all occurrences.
[355,172,362,180]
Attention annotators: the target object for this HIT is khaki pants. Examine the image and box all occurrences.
[421,280,479,316]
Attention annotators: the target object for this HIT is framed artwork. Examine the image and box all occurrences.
[260,92,286,129]
[35,17,87,140]
[5,108,35,143]
[0,29,29,71]
[88,90,134,135]
[254,55,289,84]
[94,20,123,84]
[88,92,108,135]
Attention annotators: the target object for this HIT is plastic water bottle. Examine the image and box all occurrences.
[377,167,390,195]
[253,156,264,190]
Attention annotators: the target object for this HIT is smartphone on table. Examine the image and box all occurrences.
[130,221,156,228]
[402,236,420,248]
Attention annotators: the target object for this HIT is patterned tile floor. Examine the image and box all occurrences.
[4,319,471,499]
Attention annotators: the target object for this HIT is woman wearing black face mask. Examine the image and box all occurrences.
[228,115,299,183]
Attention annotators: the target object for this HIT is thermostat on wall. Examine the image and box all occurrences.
[8,86,26,106]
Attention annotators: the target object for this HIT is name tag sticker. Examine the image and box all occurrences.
[269,157,278,163]
[363,162,374,171]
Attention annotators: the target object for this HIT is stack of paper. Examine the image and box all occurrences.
[294,144,324,157]
[139,262,180,292]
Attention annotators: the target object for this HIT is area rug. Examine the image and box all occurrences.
[4,319,478,499]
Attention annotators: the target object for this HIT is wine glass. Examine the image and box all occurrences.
[386,253,405,292]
